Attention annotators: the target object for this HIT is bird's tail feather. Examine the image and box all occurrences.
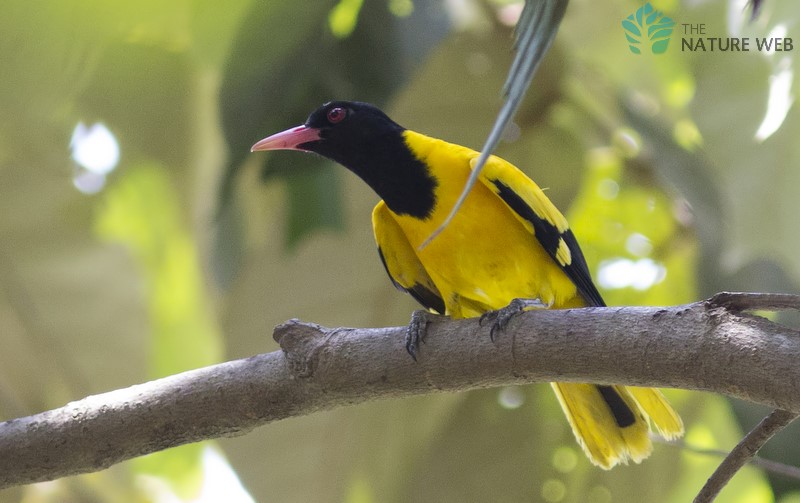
[550,382,683,469]
[627,386,684,439]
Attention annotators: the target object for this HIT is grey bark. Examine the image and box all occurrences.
[0,293,798,489]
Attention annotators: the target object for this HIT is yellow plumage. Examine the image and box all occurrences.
[385,132,581,316]
[374,130,683,469]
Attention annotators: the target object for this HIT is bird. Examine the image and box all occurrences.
[250,100,684,469]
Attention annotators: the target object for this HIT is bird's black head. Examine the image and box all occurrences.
[251,101,403,163]
[251,101,437,218]
[308,101,404,155]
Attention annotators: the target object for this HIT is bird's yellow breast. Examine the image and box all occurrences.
[387,130,582,318]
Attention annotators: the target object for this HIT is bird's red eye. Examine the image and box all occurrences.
[327,107,346,124]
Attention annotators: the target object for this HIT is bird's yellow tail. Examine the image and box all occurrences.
[550,383,683,469]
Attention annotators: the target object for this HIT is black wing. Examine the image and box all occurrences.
[473,154,605,308]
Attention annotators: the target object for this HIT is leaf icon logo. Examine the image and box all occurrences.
[622,3,676,54]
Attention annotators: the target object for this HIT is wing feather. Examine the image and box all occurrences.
[372,201,445,314]
[473,155,606,307]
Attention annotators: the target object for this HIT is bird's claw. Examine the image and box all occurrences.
[406,310,441,361]
[480,298,549,341]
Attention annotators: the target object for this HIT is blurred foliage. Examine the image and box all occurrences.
[96,163,222,497]
[0,0,799,501]
[217,0,448,255]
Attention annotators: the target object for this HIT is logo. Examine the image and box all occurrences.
[622,3,676,55]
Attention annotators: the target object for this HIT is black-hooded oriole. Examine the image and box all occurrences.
[251,101,683,469]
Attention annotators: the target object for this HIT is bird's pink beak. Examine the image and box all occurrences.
[250,125,322,152]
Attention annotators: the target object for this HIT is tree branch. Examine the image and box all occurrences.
[694,409,799,503]
[1,293,799,489]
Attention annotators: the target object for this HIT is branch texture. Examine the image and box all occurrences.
[1,293,799,489]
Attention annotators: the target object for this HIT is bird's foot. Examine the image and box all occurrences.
[480,298,550,341]
[406,310,443,361]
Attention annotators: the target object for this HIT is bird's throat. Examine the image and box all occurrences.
[340,130,438,220]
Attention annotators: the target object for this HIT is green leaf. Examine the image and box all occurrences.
[329,0,365,38]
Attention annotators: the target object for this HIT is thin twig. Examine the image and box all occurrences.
[694,409,799,503]
[656,438,800,481]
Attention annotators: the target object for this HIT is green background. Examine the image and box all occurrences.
[1,0,798,501]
